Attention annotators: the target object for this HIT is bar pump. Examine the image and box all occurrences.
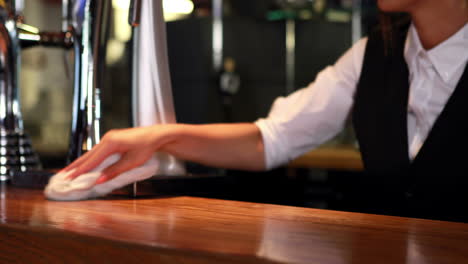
[0,0,41,181]
[0,0,110,181]
[62,0,185,177]
[0,0,185,183]
[62,0,112,163]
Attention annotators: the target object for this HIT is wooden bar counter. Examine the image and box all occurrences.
[1,186,468,263]
[289,146,363,171]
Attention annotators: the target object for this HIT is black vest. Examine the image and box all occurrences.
[352,23,468,222]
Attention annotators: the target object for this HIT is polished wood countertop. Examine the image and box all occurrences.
[289,146,363,171]
[1,186,468,263]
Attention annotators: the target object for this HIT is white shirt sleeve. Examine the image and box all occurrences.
[255,37,368,170]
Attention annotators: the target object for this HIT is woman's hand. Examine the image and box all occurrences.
[62,125,178,184]
[61,123,265,184]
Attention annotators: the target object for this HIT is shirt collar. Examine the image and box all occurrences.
[404,22,468,84]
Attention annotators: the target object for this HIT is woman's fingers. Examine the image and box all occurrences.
[66,143,116,180]
[61,130,122,173]
[96,151,152,184]
[61,147,97,173]
[59,127,160,182]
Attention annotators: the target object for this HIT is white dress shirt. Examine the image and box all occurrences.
[255,23,468,170]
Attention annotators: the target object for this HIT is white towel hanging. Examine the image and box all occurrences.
[134,0,185,176]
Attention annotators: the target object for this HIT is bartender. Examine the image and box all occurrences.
[63,0,468,222]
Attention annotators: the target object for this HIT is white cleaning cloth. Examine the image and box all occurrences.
[44,154,159,201]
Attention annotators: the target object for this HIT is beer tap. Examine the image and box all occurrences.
[0,0,41,181]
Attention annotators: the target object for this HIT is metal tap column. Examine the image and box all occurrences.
[0,0,41,181]
[66,0,111,163]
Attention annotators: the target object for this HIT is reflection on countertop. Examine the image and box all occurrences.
[1,187,468,263]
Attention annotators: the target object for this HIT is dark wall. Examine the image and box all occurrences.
[222,17,286,122]
[295,20,351,88]
[167,18,223,124]
[167,17,351,124]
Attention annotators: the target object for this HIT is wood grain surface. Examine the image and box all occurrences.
[1,186,468,263]
[289,147,363,171]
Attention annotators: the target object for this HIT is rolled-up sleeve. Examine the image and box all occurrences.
[255,37,367,170]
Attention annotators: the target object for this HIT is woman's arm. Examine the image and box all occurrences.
[63,123,265,183]
[162,123,265,171]
[64,36,368,182]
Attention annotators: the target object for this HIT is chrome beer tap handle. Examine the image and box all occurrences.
[129,0,141,197]
[0,1,41,181]
[65,0,111,163]
[129,0,142,27]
